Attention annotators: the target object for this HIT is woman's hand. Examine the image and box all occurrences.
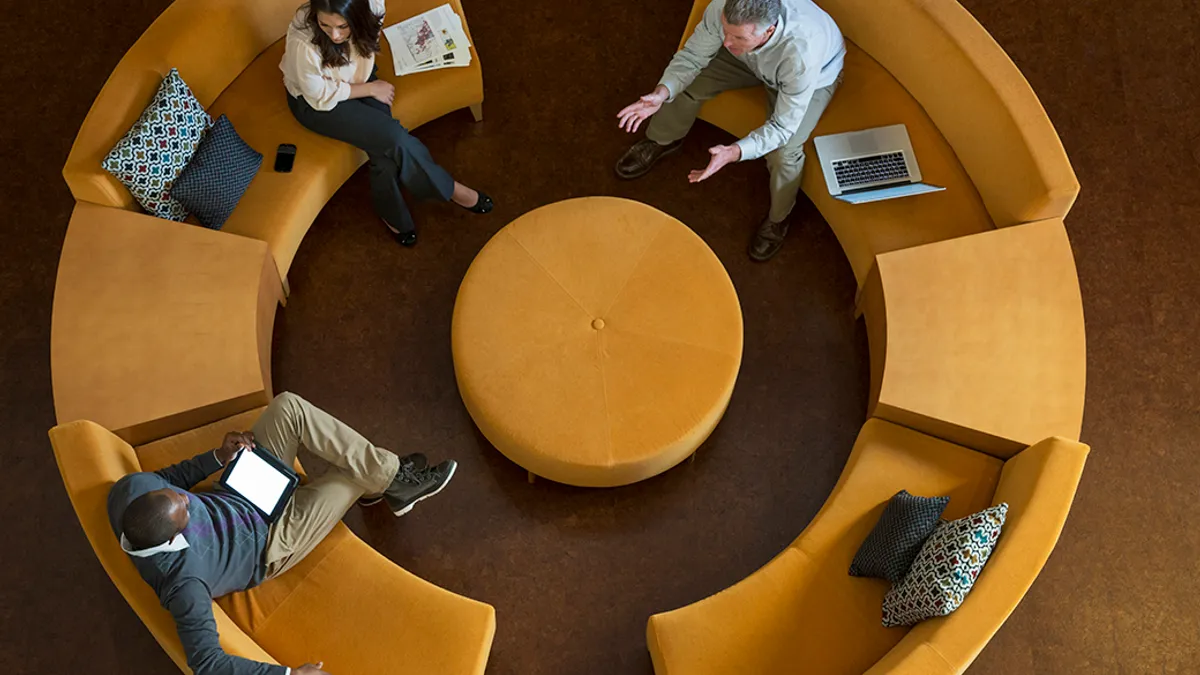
[370,80,395,106]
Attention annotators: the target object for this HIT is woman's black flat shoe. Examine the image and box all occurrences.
[460,191,493,214]
[382,218,418,247]
[394,229,418,247]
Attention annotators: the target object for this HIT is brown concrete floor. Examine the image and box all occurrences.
[2,0,1198,672]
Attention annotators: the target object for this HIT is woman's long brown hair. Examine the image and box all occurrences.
[298,0,384,69]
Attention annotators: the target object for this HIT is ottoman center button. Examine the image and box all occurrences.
[591,318,606,330]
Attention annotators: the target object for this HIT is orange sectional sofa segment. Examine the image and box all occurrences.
[50,410,496,674]
[647,420,1088,675]
[52,0,495,671]
[646,0,1088,672]
[678,0,1080,287]
[62,0,483,286]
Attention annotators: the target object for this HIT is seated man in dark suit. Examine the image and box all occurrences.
[108,392,456,675]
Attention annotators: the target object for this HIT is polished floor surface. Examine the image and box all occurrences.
[2,0,1198,672]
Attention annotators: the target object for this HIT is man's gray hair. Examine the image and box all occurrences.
[723,0,782,33]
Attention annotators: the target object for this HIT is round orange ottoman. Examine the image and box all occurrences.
[451,197,743,487]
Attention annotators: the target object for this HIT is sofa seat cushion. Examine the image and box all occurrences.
[697,41,995,287]
[647,419,1002,675]
[136,407,495,673]
[206,40,366,281]
[136,407,284,492]
[216,523,495,674]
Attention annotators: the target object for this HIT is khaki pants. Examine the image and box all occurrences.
[252,392,400,579]
[647,48,841,223]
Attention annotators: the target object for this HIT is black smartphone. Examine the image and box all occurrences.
[274,143,296,173]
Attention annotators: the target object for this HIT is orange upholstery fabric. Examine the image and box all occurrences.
[210,1,484,278]
[51,203,282,445]
[452,198,743,487]
[216,526,495,674]
[817,0,1080,227]
[648,419,1003,674]
[868,436,1089,674]
[48,419,279,673]
[62,0,483,280]
[675,0,1078,286]
[647,419,1089,674]
[685,42,994,286]
[864,218,1086,458]
[135,408,275,492]
[50,412,496,674]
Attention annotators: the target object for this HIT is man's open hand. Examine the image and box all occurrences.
[688,144,742,183]
[215,431,255,466]
[617,85,670,133]
[294,662,331,675]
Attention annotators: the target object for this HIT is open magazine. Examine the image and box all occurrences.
[383,4,472,76]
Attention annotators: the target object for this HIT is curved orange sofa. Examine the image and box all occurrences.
[62,0,483,289]
[679,0,1078,288]
[645,1,1088,673]
[50,409,495,674]
[52,0,495,671]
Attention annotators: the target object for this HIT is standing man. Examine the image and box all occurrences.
[616,0,845,261]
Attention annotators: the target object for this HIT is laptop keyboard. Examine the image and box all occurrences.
[831,151,909,189]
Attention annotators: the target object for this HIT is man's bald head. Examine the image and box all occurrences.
[122,488,190,549]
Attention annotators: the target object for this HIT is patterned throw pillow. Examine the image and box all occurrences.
[881,503,1009,627]
[102,68,211,221]
[171,115,263,230]
[850,490,950,582]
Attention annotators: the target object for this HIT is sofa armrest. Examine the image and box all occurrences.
[48,420,278,673]
[867,436,1089,674]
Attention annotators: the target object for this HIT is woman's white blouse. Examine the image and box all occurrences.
[280,0,387,111]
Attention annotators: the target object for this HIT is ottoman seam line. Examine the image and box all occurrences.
[504,230,593,318]
[606,324,738,359]
[599,216,667,317]
[596,336,616,466]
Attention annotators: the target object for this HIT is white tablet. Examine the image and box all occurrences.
[217,444,299,522]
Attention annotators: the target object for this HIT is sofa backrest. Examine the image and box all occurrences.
[867,435,1089,674]
[48,420,277,672]
[678,0,1079,227]
[63,0,301,209]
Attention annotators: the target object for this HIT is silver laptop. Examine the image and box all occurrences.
[813,124,945,204]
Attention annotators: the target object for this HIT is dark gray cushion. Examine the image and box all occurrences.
[849,489,950,582]
[171,114,262,230]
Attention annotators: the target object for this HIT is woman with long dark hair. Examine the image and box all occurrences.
[281,0,492,247]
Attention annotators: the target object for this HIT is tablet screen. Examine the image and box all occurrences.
[223,448,293,515]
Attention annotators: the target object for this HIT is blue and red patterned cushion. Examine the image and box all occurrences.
[881,503,1008,627]
[102,68,211,221]
[171,114,263,230]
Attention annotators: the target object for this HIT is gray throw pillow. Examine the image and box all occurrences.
[170,114,263,230]
[849,489,950,582]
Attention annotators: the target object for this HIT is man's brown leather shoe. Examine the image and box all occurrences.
[748,217,790,262]
[615,138,684,179]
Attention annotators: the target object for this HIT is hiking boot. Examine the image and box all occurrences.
[358,453,426,507]
[384,460,457,516]
[748,217,790,262]
[615,138,684,179]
